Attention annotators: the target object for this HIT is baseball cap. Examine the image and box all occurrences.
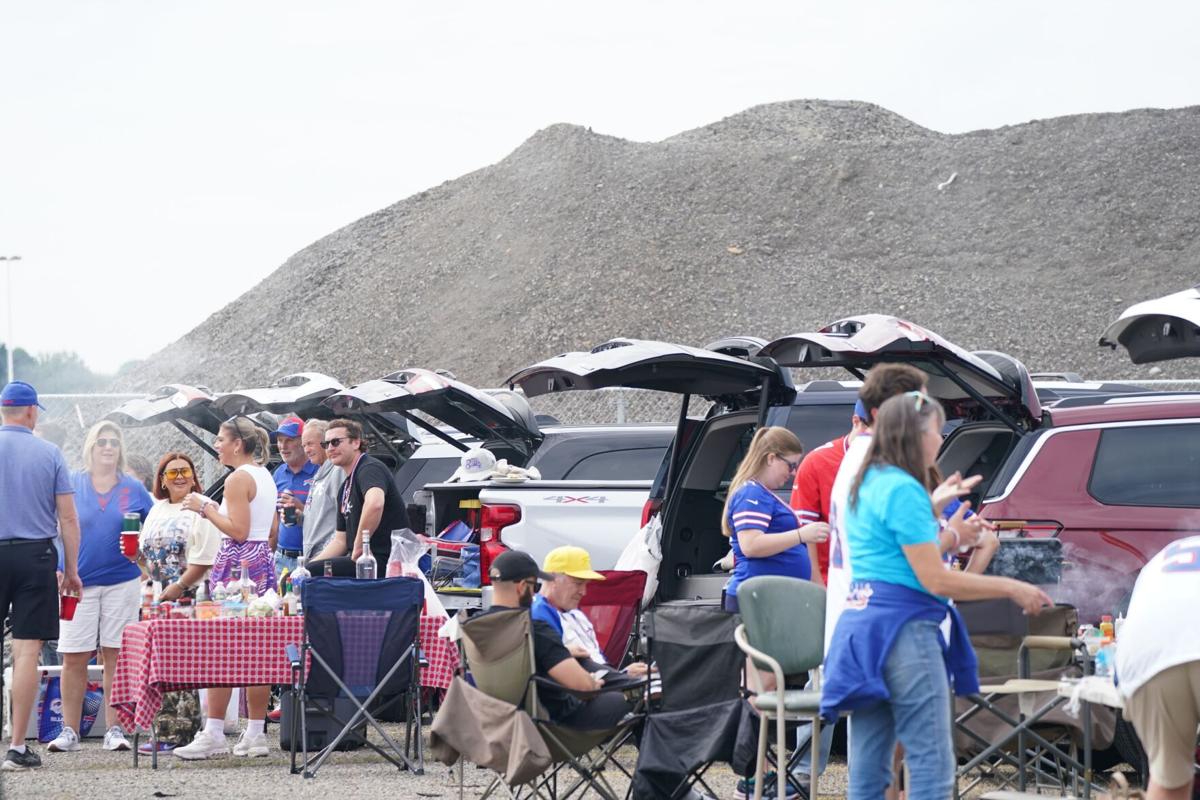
[543,546,606,581]
[853,398,868,422]
[274,415,304,438]
[488,550,553,583]
[1,381,45,410]
[447,447,498,482]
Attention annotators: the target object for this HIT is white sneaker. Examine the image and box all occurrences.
[173,730,230,761]
[232,730,270,758]
[102,725,131,751]
[47,726,81,753]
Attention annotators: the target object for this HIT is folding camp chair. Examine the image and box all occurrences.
[577,570,647,667]
[423,519,477,590]
[285,576,425,779]
[456,608,643,800]
[734,575,827,800]
[954,601,1111,798]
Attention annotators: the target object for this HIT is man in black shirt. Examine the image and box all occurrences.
[485,551,630,729]
[314,417,407,569]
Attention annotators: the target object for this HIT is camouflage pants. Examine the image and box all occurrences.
[155,690,201,744]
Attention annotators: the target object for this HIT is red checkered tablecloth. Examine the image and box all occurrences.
[112,614,460,732]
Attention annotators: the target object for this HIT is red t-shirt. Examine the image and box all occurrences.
[789,435,850,582]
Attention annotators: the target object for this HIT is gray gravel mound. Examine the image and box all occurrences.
[123,100,1200,393]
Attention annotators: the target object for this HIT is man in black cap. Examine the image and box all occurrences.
[0,381,83,771]
[485,550,630,729]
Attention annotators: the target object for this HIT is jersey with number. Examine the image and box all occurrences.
[1115,535,1200,697]
[823,433,871,653]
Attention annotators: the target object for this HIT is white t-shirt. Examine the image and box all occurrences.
[1116,535,1200,697]
[824,433,871,653]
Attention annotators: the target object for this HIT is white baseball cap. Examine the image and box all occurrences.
[447,448,498,482]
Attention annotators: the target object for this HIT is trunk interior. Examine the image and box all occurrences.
[937,422,1024,507]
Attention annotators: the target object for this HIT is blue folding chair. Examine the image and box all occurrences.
[285,576,425,778]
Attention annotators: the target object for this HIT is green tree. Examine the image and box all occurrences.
[0,346,110,391]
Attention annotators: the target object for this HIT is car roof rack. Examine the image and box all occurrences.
[1050,390,1200,409]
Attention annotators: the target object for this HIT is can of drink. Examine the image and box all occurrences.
[283,505,297,526]
[120,513,141,557]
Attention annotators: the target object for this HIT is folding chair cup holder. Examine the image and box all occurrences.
[285,576,426,779]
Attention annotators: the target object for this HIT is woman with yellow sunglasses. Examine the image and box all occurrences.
[140,452,220,603]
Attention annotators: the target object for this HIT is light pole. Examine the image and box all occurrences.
[0,255,18,384]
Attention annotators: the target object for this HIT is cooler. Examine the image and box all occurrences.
[2,664,107,740]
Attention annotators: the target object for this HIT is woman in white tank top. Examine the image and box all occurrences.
[176,414,279,760]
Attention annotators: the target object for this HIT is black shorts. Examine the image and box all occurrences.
[0,539,60,642]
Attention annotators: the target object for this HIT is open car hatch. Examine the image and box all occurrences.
[323,368,541,462]
[105,384,224,458]
[1100,285,1200,364]
[505,338,790,408]
[213,372,345,417]
[759,315,1041,431]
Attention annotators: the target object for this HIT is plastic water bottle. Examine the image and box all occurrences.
[290,556,311,611]
[355,529,378,580]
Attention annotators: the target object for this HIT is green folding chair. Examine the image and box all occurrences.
[733,575,826,800]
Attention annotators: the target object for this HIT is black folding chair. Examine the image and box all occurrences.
[285,576,424,778]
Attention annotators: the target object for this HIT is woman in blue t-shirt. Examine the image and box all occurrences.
[721,426,830,614]
[50,421,153,755]
[830,391,1051,800]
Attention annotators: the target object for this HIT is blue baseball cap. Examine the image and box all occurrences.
[273,415,304,438]
[1,381,45,409]
[853,398,868,421]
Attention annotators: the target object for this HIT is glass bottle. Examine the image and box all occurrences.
[355,529,377,580]
[238,559,255,603]
[290,556,311,610]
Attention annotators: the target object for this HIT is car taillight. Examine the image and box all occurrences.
[989,519,1063,538]
[478,503,521,585]
[640,498,662,529]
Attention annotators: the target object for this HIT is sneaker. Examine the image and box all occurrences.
[232,731,270,758]
[734,772,805,800]
[2,747,43,771]
[266,708,282,723]
[103,725,131,752]
[137,740,175,755]
[47,726,81,753]
[173,730,230,761]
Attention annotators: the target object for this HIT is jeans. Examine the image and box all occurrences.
[792,716,836,777]
[848,618,954,800]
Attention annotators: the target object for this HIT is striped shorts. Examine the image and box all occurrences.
[210,540,276,595]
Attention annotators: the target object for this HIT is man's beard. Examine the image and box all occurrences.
[519,585,534,608]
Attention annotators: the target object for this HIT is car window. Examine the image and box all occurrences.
[1089,424,1200,508]
[394,456,461,503]
[561,447,669,481]
[781,403,855,453]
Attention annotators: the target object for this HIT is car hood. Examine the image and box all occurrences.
[213,372,345,417]
[1100,285,1200,364]
[759,315,1042,426]
[323,368,540,457]
[505,338,794,409]
[105,384,224,433]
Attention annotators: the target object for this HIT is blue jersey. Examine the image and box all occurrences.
[274,460,318,551]
[531,594,565,637]
[726,480,810,597]
[71,471,154,587]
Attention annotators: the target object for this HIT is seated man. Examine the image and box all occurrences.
[532,546,650,679]
[485,550,630,729]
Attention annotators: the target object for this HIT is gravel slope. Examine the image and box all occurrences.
[121,100,1200,392]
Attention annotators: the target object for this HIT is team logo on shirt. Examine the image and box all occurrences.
[845,581,874,611]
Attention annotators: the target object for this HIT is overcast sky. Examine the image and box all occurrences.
[3,1,1198,375]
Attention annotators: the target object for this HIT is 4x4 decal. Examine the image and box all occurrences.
[542,495,609,504]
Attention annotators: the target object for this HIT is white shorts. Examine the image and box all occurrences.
[57,578,141,653]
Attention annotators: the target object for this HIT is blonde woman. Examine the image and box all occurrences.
[49,421,154,755]
[721,426,830,614]
[173,415,278,760]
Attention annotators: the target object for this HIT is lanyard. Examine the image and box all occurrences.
[340,454,364,517]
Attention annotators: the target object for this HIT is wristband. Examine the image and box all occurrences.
[950,529,961,550]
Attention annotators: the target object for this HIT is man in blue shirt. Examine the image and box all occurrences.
[0,381,82,772]
[272,416,317,577]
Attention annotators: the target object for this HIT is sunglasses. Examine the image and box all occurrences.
[95,438,121,448]
[780,455,802,474]
[164,467,194,480]
[905,390,937,411]
[322,437,347,449]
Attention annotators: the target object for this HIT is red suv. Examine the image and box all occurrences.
[979,394,1200,621]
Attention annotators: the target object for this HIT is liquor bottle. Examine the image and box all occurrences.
[290,556,311,610]
[238,559,255,603]
[355,529,378,580]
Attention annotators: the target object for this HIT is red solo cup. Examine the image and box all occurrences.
[60,594,79,621]
[120,531,140,558]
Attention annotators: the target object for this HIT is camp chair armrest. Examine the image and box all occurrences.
[285,642,302,667]
[1021,635,1081,651]
[529,673,646,699]
[733,624,787,700]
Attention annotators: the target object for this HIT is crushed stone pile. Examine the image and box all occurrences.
[125,100,1200,393]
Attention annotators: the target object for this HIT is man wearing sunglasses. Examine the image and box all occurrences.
[314,418,406,571]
